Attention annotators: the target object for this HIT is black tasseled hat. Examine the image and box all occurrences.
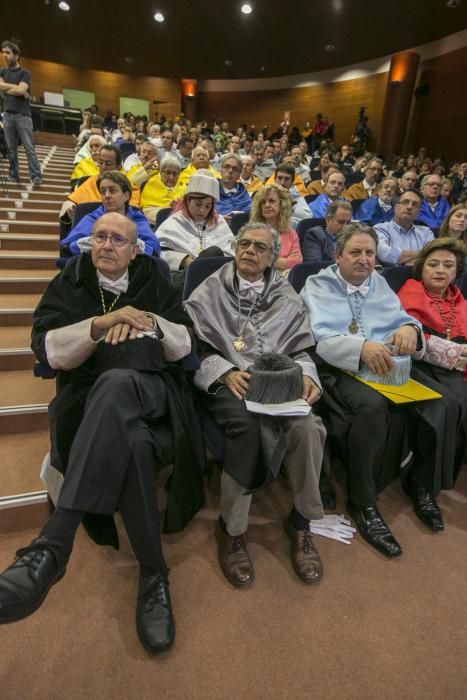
[245,353,302,404]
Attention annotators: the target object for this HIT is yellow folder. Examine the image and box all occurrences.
[348,375,442,404]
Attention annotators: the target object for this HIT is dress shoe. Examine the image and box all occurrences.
[347,501,402,558]
[136,571,175,654]
[284,515,323,584]
[0,536,67,624]
[402,476,444,531]
[215,522,254,587]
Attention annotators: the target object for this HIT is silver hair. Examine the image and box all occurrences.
[220,152,243,169]
[335,222,378,256]
[420,173,441,188]
[233,222,281,263]
[160,154,181,171]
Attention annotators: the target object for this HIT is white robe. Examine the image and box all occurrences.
[157,210,234,271]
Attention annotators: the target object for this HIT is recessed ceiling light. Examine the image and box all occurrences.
[325,44,336,52]
[58,1,70,10]
[154,12,165,22]
[241,3,253,14]
[260,66,265,71]
[224,59,234,66]
[125,56,134,63]
[445,0,461,7]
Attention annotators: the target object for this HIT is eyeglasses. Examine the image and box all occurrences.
[333,218,352,225]
[92,232,133,248]
[238,238,271,253]
[424,181,441,187]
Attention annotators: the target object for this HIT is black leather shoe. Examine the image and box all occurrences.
[0,536,67,624]
[402,476,444,531]
[136,571,175,654]
[347,501,402,558]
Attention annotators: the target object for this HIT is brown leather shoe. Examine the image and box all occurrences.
[285,515,323,584]
[215,522,254,587]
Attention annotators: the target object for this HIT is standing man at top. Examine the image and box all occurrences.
[0,41,42,185]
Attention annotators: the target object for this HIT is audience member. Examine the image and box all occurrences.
[375,190,434,265]
[185,222,338,587]
[157,171,233,272]
[344,157,383,200]
[249,184,302,272]
[239,155,263,194]
[418,174,451,229]
[309,170,347,218]
[354,176,398,225]
[216,153,251,219]
[0,213,204,653]
[302,223,462,557]
[61,171,159,256]
[302,201,352,262]
[139,155,185,225]
[397,237,467,433]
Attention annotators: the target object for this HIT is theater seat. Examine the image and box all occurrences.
[296,217,326,250]
[154,207,172,230]
[380,265,413,292]
[288,261,333,294]
[228,212,249,235]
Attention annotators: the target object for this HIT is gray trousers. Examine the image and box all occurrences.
[220,412,326,536]
[3,112,42,181]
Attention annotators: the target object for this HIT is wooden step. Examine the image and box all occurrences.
[0,270,53,295]
[0,207,60,222]
[0,369,55,410]
[0,325,33,348]
[0,220,57,235]
[0,430,51,498]
[0,233,59,252]
[1,189,68,202]
[0,199,62,212]
[0,347,35,371]
[0,251,57,270]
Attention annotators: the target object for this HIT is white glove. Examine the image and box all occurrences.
[308,514,356,544]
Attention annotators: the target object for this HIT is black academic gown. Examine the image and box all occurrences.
[32,253,205,535]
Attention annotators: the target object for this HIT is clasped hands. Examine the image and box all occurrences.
[91,305,156,344]
[222,369,320,405]
[360,325,418,377]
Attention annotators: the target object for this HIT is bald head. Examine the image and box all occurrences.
[92,212,137,243]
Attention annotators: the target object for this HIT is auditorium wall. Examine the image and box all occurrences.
[198,72,389,150]
[407,45,467,162]
[20,57,180,120]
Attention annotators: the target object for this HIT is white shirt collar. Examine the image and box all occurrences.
[363,179,376,194]
[97,269,129,294]
[237,273,265,294]
[336,267,370,296]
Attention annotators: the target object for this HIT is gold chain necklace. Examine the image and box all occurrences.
[99,286,121,315]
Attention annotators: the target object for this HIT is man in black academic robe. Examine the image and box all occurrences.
[0,213,204,654]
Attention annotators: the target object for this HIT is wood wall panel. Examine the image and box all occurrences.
[20,57,181,119]
[198,73,388,148]
[407,46,467,162]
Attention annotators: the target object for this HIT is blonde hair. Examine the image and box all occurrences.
[438,202,467,244]
[249,183,292,232]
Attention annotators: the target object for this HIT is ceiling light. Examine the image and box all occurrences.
[58,1,70,10]
[224,59,234,66]
[445,0,461,7]
[325,44,336,52]
[241,3,253,14]
[154,12,165,22]
[125,56,134,63]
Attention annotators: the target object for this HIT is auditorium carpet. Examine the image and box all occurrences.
[1,467,467,700]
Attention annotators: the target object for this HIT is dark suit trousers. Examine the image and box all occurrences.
[57,369,168,572]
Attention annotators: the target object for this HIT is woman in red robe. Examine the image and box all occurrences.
[398,238,467,445]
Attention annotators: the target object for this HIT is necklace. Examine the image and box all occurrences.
[346,292,367,335]
[233,292,258,352]
[99,286,121,315]
[425,285,456,340]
